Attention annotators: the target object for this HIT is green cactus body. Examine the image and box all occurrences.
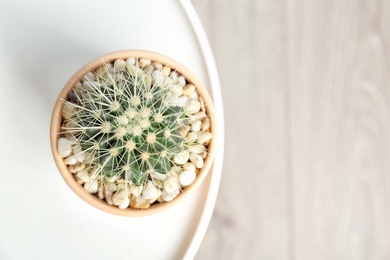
[64,62,188,186]
[59,57,213,209]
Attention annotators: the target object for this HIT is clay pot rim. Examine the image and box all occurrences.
[50,50,217,217]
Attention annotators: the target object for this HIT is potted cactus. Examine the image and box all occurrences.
[50,50,216,216]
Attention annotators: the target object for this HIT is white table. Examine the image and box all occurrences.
[0,0,224,259]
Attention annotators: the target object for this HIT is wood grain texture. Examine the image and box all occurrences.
[193,0,390,259]
[289,1,390,259]
[192,0,292,259]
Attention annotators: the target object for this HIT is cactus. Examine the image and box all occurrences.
[59,57,213,208]
[64,62,189,184]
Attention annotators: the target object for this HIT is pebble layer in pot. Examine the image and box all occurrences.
[50,50,216,216]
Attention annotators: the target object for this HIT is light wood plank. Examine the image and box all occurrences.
[193,0,292,259]
[288,0,390,259]
[193,0,390,259]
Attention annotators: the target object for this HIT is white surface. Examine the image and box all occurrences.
[0,0,224,259]
[180,1,224,259]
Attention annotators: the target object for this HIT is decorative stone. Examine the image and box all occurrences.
[58,138,72,158]
[179,170,196,186]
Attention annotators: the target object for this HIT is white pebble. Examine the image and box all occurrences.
[152,70,164,85]
[161,189,180,202]
[170,85,183,96]
[82,80,98,90]
[202,117,210,131]
[131,186,143,197]
[64,155,77,165]
[107,175,118,183]
[170,71,178,82]
[65,120,77,130]
[191,120,202,132]
[188,144,206,154]
[177,76,186,87]
[185,100,201,114]
[72,145,85,162]
[84,180,98,193]
[118,197,130,209]
[114,59,126,71]
[194,112,207,120]
[183,84,195,96]
[197,131,213,144]
[95,67,106,77]
[151,171,166,181]
[139,58,151,67]
[74,82,83,93]
[171,166,182,174]
[106,182,118,192]
[76,170,89,183]
[172,96,189,107]
[186,132,198,141]
[116,183,125,191]
[144,65,154,74]
[148,189,161,204]
[154,180,164,190]
[173,150,189,165]
[98,184,104,199]
[127,65,144,77]
[58,138,72,158]
[64,133,77,144]
[141,181,159,200]
[69,162,85,173]
[105,190,113,205]
[163,77,174,88]
[165,92,178,105]
[113,190,127,206]
[190,153,204,168]
[164,178,179,194]
[84,72,95,80]
[62,102,75,120]
[152,61,162,70]
[178,125,190,137]
[144,75,152,90]
[105,63,114,73]
[126,58,136,66]
[123,184,132,196]
[183,162,196,172]
[162,66,171,76]
[179,170,196,186]
[199,97,206,112]
[188,91,199,101]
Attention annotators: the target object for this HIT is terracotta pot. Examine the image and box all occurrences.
[50,50,217,216]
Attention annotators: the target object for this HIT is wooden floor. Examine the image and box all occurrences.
[192,0,390,259]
